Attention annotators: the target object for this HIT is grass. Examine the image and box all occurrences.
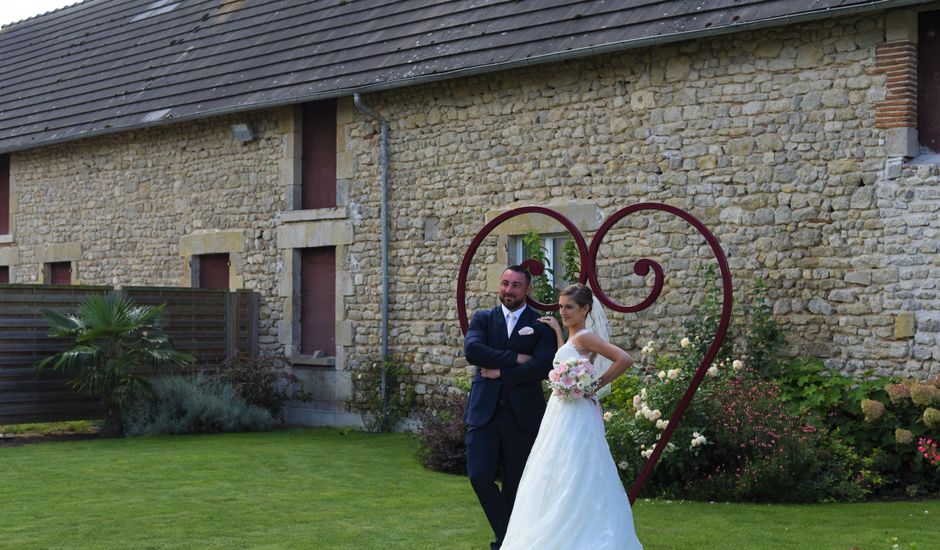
[0,420,98,435]
[0,428,937,549]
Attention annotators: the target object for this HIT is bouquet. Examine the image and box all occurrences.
[548,357,598,400]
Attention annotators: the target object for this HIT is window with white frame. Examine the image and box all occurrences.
[507,234,572,289]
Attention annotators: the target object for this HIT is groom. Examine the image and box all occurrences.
[464,265,557,550]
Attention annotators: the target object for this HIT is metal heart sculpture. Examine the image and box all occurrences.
[456,202,733,503]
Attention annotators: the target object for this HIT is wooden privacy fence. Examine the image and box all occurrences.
[0,285,259,425]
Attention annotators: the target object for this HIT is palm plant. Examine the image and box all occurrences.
[36,292,195,434]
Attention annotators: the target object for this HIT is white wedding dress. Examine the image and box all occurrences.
[501,332,643,549]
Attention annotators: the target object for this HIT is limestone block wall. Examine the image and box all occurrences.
[4,9,939,419]
[5,110,289,354]
[339,11,940,397]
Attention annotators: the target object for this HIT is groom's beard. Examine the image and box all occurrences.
[500,293,525,310]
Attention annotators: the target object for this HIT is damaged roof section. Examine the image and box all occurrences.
[0,0,927,153]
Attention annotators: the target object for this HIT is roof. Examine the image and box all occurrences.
[0,0,928,154]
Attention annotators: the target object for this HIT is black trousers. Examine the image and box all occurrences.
[466,399,538,547]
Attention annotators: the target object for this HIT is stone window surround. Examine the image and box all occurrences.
[276,99,356,368]
[0,154,17,244]
[880,10,927,161]
[35,242,81,284]
[0,247,18,283]
[276,210,354,367]
[483,201,604,290]
[178,229,246,290]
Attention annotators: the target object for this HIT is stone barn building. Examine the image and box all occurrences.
[1,0,939,425]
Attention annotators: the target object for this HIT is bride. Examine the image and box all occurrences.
[500,283,643,549]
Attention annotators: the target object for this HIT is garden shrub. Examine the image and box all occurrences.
[206,354,311,421]
[123,375,273,436]
[414,391,468,474]
[604,268,876,502]
[350,357,415,432]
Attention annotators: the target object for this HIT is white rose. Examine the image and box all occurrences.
[651,409,662,420]
[680,337,691,348]
[641,449,653,459]
[603,411,613,422]
[640,388,648,400]
[656,419,669,430]
[733,359,744,371]
[657,370,667,380]
[632,395,642,408]
[667,369,680,380]
[647,340,655,348]
[707,366,719,377]
[618,461,629,470]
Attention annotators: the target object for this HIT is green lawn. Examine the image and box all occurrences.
[1,428,936,549]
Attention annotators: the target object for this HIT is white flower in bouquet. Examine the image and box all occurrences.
[548,357,598,400]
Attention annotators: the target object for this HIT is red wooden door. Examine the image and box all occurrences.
[0,154,9,235]
[920,11,940,151]
[198,254,230,289]
[301,247,335,356]
[49,262,71,284]
[301,100,336,210]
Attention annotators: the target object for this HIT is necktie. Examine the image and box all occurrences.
[507,312,516,337]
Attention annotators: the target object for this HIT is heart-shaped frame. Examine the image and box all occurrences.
[456,202,733,503]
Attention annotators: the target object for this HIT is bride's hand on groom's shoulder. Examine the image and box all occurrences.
[537,316,560,333]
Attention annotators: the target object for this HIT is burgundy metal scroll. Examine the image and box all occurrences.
[456,203,733,504]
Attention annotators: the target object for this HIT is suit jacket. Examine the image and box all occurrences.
[463,305,557,432]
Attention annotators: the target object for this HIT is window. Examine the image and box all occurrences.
[919,10,940,151]
[193,253,230,289]
[507,234,572,289]
[0,266,8,284]
[0,154,9,235]
[301,99,337,210]
[300,246,335,356]
[46,262,71,285]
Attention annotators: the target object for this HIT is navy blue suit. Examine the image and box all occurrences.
[463,305,557,548]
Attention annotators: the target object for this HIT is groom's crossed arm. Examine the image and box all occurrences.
[499,323,554,387]
[464,310,554,386]
[464,310,519,369]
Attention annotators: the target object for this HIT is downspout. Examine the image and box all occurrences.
[353,93,390,426]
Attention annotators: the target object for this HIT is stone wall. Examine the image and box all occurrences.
[3,10,938,422]
[341,10,940,395]
[5,110,290,354]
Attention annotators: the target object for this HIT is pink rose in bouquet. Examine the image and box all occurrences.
[549,357,598,400]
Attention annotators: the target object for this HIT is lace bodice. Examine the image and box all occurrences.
[554,328,594,364]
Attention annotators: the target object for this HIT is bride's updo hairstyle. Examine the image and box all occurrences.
[559,283,593,312]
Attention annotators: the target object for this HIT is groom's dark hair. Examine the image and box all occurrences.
[506,264,532,285]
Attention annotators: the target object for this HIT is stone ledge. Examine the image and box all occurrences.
[0,235,13,244]
[290,355,336,367]
[280,206,348,223]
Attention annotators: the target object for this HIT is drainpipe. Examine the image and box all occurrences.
[353,93,390,426]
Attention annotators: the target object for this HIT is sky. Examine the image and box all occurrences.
[0,0,79,28]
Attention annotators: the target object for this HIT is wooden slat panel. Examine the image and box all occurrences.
[0,284,258,425]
